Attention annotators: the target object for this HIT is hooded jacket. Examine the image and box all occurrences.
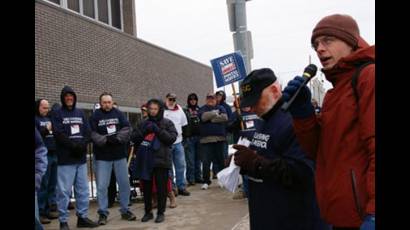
[293,43,375,227]
[89,107,131,161]
[182,93,201,138]
[35,99,56,152]
[216,91,233,121]
[131,99,178,169]
[51,86,91,165]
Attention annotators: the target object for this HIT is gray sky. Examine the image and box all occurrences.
[135,0,375,94]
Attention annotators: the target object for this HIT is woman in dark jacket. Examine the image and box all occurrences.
[131,99,177,223]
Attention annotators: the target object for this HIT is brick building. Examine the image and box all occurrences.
[35,0,213,124]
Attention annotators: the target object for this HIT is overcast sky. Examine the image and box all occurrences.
[135,0,375,94]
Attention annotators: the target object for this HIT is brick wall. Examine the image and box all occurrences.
[35,0,213,108]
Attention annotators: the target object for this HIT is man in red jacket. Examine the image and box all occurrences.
[282,14,375,230]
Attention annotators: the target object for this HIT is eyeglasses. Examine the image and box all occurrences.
[168,98,176,102]
[312,36,337,51]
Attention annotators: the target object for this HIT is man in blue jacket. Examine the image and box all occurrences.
[51,86,98,230]
[35,99,59,224]
[233,69,322,230]
[90,92,136,225]
[198,93,228,190]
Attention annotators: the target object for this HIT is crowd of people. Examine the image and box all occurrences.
[35,13,374,230]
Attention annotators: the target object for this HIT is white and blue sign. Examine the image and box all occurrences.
[210,52,247,88]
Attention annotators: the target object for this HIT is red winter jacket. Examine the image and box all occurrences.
[293,44,375,227]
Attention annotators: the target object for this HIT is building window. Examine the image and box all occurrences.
[67,0,80,13]
[47,0,123,31]
[83,0,95,18]
[129,113,142,127]
[98,0,109,24]
[47,0,61,4]
[110,0,121,29]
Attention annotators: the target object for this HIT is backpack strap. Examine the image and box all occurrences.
[351,61,375,104]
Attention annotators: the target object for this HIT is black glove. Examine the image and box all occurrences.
[233,144,263,173]
[106,135,121,145]
[233,144,294,187]
[144,121,160,135]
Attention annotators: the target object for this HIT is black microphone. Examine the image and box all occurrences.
[281,64,318,111]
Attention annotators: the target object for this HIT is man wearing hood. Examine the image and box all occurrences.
[282,14,375,230]
[35,99,59,224]
[89,93,136,225]
[131,99,178,223]
[51,86,98,229]
[182,93,203,185]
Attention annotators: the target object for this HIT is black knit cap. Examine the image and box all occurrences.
[240,68,277,108]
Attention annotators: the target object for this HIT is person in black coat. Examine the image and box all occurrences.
[131,99,177,223]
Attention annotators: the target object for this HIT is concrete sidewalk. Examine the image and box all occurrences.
[43,180,250,230]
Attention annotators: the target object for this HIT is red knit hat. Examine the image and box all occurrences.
[311,14,368,50]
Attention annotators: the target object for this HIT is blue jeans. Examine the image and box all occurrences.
[170,142,187,190]
[57,163,90,223]
[95,158,130,216]
[35,192,44,230]
[185,136,202,183]
[38,154,58,216]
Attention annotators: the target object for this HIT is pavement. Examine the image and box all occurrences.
[43,179,250,230]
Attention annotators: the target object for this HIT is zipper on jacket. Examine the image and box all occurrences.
[350,169,365,220]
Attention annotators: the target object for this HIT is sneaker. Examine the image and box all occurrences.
[77,217,99,228]
[121,210,136,221]
[178,189,190,196]
[201,183,209,190]
[141,212,154,222]
[60,222,70,230]
[98,214,107,225]
[155,213,165,223]
[40,215,51,224]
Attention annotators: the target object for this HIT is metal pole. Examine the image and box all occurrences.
[227,0,253,94]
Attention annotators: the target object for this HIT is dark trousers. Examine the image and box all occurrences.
[201,141,225,185]
[108,169,117,205]
[142,168,168,215]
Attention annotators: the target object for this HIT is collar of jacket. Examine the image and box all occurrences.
[261,98,285,121]
[322,45,375,87]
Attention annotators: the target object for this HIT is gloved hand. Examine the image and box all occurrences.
[106,135,121,145]
[360,215,375,230]
[233,144,262,173]
[144,121,160,134]
[282,76,315,118]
